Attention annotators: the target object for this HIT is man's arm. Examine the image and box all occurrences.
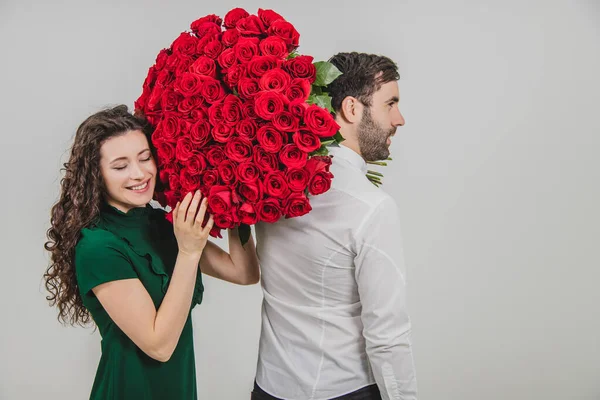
[354,195,417,400]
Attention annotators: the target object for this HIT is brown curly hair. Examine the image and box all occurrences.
[44,105,154,326]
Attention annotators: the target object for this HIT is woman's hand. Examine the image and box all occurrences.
[173,190,214,259]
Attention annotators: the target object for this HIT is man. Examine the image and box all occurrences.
[252,52,417,400]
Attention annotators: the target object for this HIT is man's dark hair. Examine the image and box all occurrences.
[327,52,399,112]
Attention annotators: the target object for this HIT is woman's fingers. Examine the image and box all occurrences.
[202,215,215,236]
[194,198,208,227]
[186,191,201,223]
[178,192,193,224]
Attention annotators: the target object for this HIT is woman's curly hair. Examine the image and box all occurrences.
[44,105,154,325]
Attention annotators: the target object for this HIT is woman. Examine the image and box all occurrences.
[44,105,260,399]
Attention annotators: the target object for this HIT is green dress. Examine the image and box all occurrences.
[75,203,204,399]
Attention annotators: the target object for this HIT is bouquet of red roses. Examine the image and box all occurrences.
[134,8,344,243]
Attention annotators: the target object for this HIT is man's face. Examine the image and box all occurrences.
[357,80,405,161]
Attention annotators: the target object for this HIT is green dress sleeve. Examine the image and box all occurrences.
[75,228,139,296]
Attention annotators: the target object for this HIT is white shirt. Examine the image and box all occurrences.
[255,145,418,400]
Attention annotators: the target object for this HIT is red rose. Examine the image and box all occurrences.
[208,102,224,126]
[286,168,310,192]
[289,100,308,118]
[222,29,240,47]
[191,14,223,34]
[273,111,299,132]
[225,63,247,88]
[285,78,311,103]
[225,136,253,163]
[236,118,258,140]
[224,8,249,29]
[191,22,221,40]
[308,171,333,195]
[217,160,238,185]
[155,49,169,70]
[201,170,219,192]
[172,33,199,57]
[257,198,283,223]
[264,171,290,199]
[284,192,312,218]
[212,123,234,143]
[247,55,281,78]
[258,8,285,27]
[160,116,180,140]
[210,226,223,238]
[186,153,207,175]
[268,20,300,51]
[284,56,316,83]
[164,190,182,209]
[280,144,308,168]
[222,94,243,126]
[304,105,340,138]
[175,137,195,162]
[236,15,266,36]
[169,172,181,192]
[257,124,285,153]
[175,56,195,77]
[177,95,203,114]
[237,162,260,183]
[175,72,203,97]
[238,78,260,99]
[156,69,174,87]
[309,155,333,171]
[190,107,208,121]
[253,146,279,172]
[293,129,321,153]
[180,168,201,193]
[197,32,219,55]
[147,85,164,112]
[178,119,192,136]
[305,156,334,195]
[239,203,259,225]
[160,89,180,113]
[214,213,236,229]
[254,91,287,120]
[190,56,217,78]
[259,36,288,58]
[208,185,233,214]
[217,48,237,69]
[155,139,176,163]
[234,38,259,63]
[206,146,227,166]
[239,182,262,203]
[242,101,258,119]
[204,38,223,59]
[190,120,211,147]
[259,68,292,93]
[201,78,226,103]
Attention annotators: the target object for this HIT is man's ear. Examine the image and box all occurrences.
[339,96,363,124]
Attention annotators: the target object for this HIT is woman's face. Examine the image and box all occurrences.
[99,130,157,213]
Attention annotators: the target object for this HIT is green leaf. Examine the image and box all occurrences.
[311,145,330,156]
[367,169,384,177]
[238,224,251,247]
[287,51,300,59]
[311,94,333,112]
[333,131,345,143]
[320,139,335,146]
[311,85,323,95]
[313,61,343,87]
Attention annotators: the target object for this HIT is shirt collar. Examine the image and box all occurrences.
[328,144,367,174]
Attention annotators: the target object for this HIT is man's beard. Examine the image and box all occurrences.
[357,108,396,162]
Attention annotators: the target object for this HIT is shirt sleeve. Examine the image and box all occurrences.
[75,229,139,297]
[354,195,418,400]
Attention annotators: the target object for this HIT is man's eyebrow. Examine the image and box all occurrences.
[386,96,400,103]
